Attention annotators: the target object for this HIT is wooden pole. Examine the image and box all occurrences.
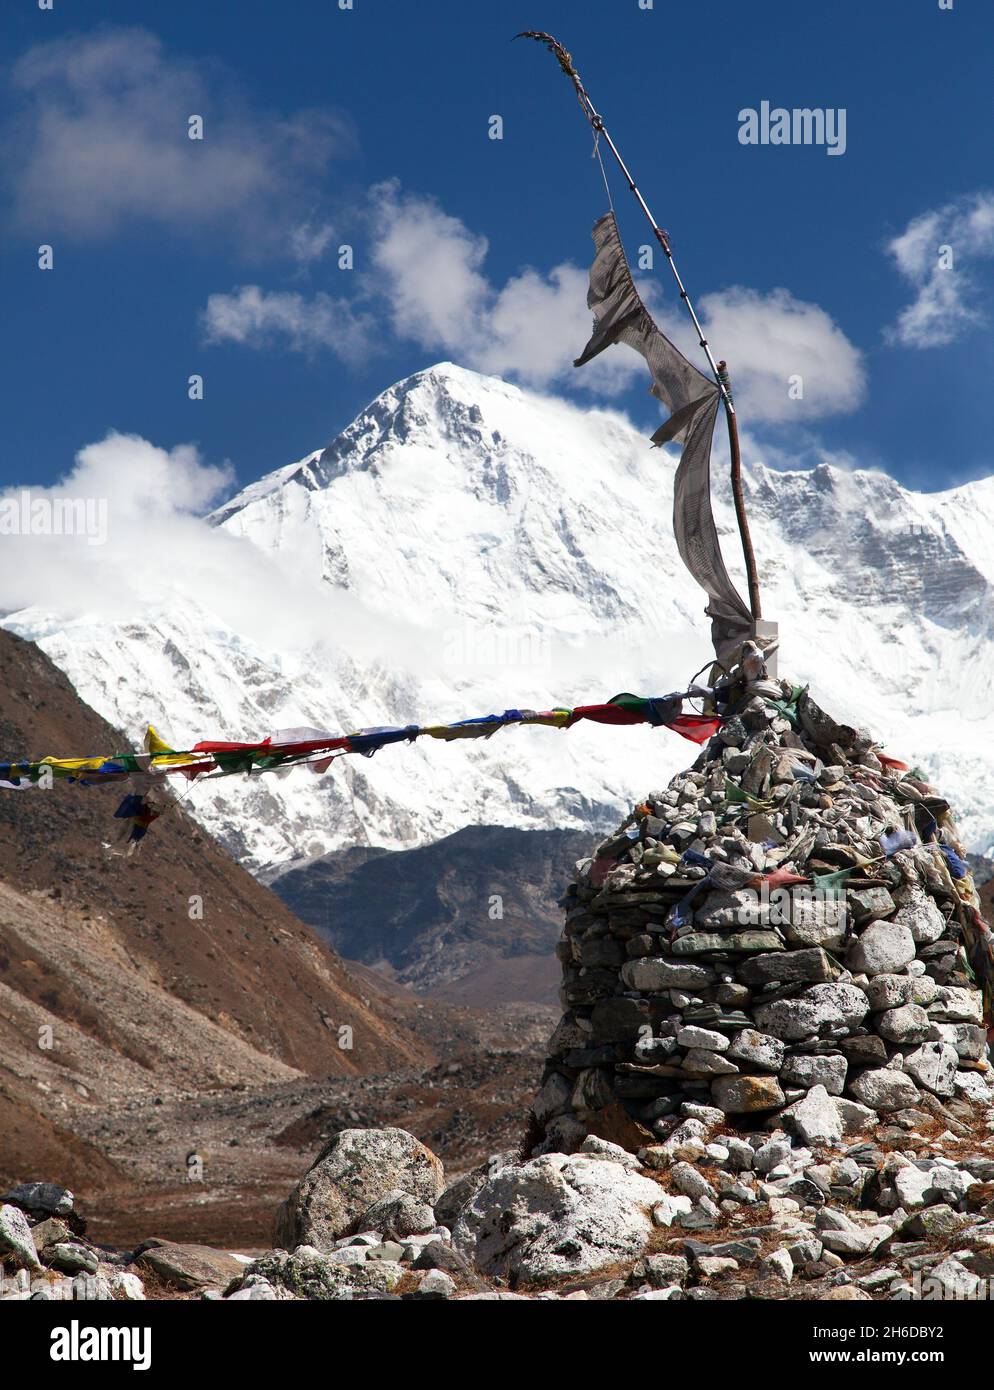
[720,365,762,621]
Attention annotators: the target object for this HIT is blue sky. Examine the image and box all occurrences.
[3,0,993,498]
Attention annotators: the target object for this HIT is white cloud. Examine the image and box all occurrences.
[0,435,232,616]
[367,182,651,397]
[885,191,994,348]
[671,286,867,422]
[202,180,865,421]
[370,185,491,350]
[5,27,351,253]
[203,285,374,358]
[289,221,337,265]
[0,434,439,667]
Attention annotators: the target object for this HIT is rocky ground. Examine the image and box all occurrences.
[10,1000,552,1250]
[0,627,565,1251]
[6,1098,994,1301]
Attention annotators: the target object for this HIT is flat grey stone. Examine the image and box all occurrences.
[726,1029,785,1072]
[848,1068,921,1111]
[620,959,716,991]
[904,1042,959,1097]
[780,1053,848,1094]
[877,1003,930,1045]
[848,921,916,975]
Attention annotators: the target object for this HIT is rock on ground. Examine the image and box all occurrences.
[452,1152,663,1283]
[274,1127,445,1252]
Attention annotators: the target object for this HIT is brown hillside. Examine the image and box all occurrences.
[0,627,436,1194]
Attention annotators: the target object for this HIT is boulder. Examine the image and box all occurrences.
[832,1096,876,1134]
[0,1204,41,1270]
[737,948,836,986]
[893,889,948,945]
[275,1128,444,1252]
[753,983,868,1041]
[784,1085,844,1146]
[452,1153,663,1282]
[246,1247,401,1300]
[785,896,847,950]
[862,974,913,1012]
[904,1042,959,1097]
[356,1191,437,1238]
[620,959,715,991]
[876,1003,930,1045]
[677,1025,730,1052]
[45,1242,98,1275]
[928,987,983,1024]
[434,1153,515,1230]
[780,1053,847,1094]
[848,888,897,924]
[929,1022,987,1060]
[1,1183,74,1218]
[109,1272,146,1300]
[681,1049,739,1076]
[134,1240,245,1292]
[726,1029,785,1072]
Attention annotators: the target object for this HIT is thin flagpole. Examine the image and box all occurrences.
[517,31,763,622]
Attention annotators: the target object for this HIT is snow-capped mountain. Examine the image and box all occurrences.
[6,362,994,875]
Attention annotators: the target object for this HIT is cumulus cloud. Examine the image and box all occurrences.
[668,286,867,422]
[367,183,648,396]
[205,183,637,390]
[0,436,230,614]
[885,191,994,347]
[4,27,352,253]
[206,181,864,421]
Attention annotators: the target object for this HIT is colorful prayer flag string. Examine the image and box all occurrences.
[0,689,723,796]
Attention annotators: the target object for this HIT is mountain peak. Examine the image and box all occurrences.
[10,368,994,874]
[210,362,518,523]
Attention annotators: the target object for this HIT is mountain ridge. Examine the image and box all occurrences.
[5,361,994,876]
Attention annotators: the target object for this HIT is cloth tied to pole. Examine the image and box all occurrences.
[575,211,753,665]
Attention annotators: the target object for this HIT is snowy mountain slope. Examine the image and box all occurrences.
[6,362,994,874]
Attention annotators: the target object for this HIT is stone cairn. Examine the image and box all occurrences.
[534,643,994,1154]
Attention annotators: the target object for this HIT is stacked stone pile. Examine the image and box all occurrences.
[533,643,994,1153]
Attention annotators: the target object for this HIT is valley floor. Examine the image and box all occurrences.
[63,1002,554,1248]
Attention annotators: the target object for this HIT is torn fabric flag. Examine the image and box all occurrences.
[574,211,753,664]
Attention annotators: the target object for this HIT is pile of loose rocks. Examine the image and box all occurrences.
[10,1122,994,1301]
[533,643,994,1156]
[0,1183,148,1301]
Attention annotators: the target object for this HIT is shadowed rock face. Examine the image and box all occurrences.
[272,825,593,997]
[531,652,994,1154]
